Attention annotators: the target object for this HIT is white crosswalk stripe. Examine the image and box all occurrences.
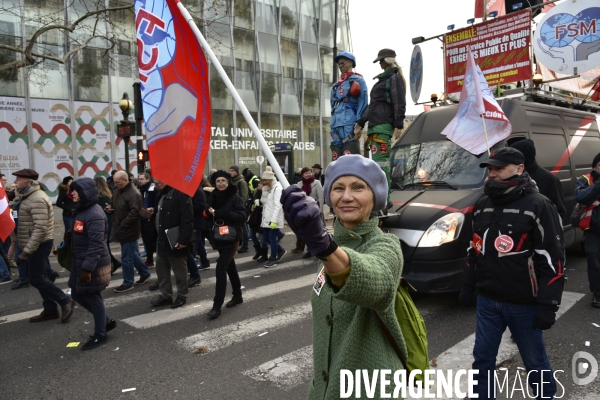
[121,274,315,329]
[178,302,312,352]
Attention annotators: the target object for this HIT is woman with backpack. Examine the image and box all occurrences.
[280,155,406,399]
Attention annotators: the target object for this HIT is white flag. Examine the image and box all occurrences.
[441,48,512,155]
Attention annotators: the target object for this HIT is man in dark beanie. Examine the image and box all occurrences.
[574,152,600,308]
[510,139,566,222]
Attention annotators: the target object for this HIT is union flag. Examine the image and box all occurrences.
[0,181,15,242]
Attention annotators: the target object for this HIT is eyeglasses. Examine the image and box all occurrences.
[337,61,346,67]
[215,179,228,184]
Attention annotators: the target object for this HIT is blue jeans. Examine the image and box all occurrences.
[250,227,267,249]
[27,239,71,312]
[263,228,283,259]
[1,236,10,253]
[63,216,74,232]
[71,291,108,336]
[472,295,556,400]
[120,240,150,286]
[187,253,200,279]
[0,247,9,279]
[584,231,600,294]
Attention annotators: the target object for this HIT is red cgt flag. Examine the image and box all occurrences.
[0,182,15,242]
[135,0,211,197]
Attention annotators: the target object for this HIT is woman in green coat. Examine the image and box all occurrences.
[281,154,407,399]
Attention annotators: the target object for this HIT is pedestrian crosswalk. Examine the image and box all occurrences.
[0,245,589,397]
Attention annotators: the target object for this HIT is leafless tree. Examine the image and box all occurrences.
[0,0,232,88]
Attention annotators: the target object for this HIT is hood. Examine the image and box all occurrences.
[510,139,536,169]
[70,177,99,210]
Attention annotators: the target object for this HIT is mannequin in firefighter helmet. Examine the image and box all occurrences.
[329,51,368,160]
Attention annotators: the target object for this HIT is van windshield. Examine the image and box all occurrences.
[390,140,487,189]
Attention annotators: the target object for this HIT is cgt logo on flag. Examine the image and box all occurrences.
[135,0,212,197]
[440,48,512,155]
[0,181,15,242]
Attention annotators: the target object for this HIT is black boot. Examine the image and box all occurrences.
[257,248,269,262]
[252,245,262,260]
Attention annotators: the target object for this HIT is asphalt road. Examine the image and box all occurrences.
[1,221,600,400]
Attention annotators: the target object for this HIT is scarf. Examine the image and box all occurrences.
[483,173,538,206]
[336,71,362,85]
[301,176,314,196]
[211,184,238,209]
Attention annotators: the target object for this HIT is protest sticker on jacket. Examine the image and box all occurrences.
[445,9,532,94]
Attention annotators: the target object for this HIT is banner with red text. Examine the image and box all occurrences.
[445,9,533,94]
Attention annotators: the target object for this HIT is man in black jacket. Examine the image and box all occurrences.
[151,178,194,308]
[574,152,600,308]
[510,139,566,222]
[459,148,565,399]
[107,171,151,293]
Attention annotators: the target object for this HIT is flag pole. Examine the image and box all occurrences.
[481,115,491,155]
[175,0,290,188]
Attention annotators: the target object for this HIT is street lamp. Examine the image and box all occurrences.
[118,92,133,121]
[117,92,134,172]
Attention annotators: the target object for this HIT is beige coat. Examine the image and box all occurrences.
[17,182,54,258]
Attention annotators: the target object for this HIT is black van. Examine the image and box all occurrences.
[384,91,600,294]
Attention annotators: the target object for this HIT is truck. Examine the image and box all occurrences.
[383,88,600,293]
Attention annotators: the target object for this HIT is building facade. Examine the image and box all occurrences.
[0,0,351,200]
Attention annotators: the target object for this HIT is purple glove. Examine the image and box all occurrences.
[281,186,330,255]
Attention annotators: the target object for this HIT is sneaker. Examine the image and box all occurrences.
[198,262,210,270]
[593,293,600,309]
[277,234,284,242]
[11,280,29,290]
[0,277,12,285]
[81,334,107,351]
[302,252,313,259]
[148,280,159,291]
[207,308,221,319]
[265,258,277,268]
[114,284,134,293]
[188,276,201,288]
[275,249,287,261]
[140,251,147,258]
[106,319,117,332]
[237,247,249,254]
[145,261,154,267]
[135,274,151,285]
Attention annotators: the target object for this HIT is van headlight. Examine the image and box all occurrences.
[417,212,465,247]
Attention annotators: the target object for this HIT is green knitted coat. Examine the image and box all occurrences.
[308,218,407,400]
